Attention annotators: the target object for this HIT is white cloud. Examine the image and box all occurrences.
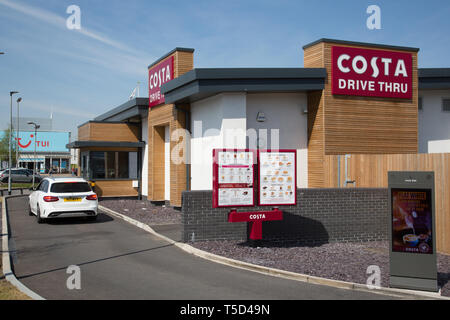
[0,0,154,76]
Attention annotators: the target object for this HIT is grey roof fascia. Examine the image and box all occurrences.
[419,68,450,90]
[161,68,327,104]
[67,141,145,149]
[94,98,149,121]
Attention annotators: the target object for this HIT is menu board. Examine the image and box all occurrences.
[259,150,296,206]
[213,150,255,208]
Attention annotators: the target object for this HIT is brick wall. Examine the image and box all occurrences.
[181,188,389,244]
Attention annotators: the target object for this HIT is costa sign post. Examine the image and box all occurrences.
[332,46,413,99]
[388,171,438,292]
[148,56,174,108]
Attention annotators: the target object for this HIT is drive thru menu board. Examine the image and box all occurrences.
[212,149,255,208]
[259,150,297,206]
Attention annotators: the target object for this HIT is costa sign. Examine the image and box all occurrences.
[332,46,413,99]
[148,56,174,108]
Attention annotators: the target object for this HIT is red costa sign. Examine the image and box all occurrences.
[332,46,413,99]
[148,56,174,108]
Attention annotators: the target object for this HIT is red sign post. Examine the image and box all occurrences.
[228,209,283,240]
[332,46,413,99]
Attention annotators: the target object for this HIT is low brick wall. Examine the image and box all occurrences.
[181,188,389,244]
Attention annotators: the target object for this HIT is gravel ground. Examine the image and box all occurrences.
[99,199,181,225]
[191,240,450,297]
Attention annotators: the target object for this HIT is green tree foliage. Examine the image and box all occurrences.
[0,127,18,167]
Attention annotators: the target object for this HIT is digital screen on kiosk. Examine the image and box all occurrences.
[391,189,433,254]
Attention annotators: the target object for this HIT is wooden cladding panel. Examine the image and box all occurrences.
[151,125,166,201]
[324,153,450,254]
[77,122,140,142]
[304,41,419,188]
[320,42,418,156]
[307,91,325,188]
[147,104,188,206]
[94,180,138,197]
[78,123,90,141]
[175,51,194,78]
[146,48,193,206]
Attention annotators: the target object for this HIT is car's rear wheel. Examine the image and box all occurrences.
[36,206,45,224]
[28,203,34,216]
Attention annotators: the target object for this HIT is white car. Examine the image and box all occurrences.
[28,177,98,223]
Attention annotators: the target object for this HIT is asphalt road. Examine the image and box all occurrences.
[6,196,398,300]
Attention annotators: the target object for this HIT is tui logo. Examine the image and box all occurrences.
[16,134,33,149]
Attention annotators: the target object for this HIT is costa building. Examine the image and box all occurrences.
[68,39,450,207]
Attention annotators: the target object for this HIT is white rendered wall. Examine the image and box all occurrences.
[164,125,171,200]
[246,93,308,188]
[190,93,247,190]
[141,116,148,196]
[418,90,450,153]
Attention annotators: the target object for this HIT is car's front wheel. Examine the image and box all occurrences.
[36,206,45,224]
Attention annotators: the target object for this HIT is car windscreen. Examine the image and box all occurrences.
[50,182,92,193]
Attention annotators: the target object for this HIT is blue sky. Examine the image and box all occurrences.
[1,0,449,139]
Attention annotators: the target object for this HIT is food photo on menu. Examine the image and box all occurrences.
[259,151,296,205]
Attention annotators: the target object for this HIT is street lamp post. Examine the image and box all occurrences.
[16,97,22,168]
[27,121,40,189]
[9,91,19,195]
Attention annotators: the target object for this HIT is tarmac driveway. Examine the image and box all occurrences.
[6,196,397,300]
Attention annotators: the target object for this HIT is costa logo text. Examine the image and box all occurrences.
[148,56,174,108]
[332,46,413,99]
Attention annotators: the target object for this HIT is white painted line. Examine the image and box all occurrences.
[2,196,46,300]
[98,205,448,300]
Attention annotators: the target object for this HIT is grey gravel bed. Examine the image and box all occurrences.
[99,199,181,225]
[190,240,450,297]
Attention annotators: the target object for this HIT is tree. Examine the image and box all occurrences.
[0,126,17,169]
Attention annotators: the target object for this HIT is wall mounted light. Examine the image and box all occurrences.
[256,112,266,122]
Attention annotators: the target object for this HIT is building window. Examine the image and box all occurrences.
[83,151,138,180]
[443,99,450,112]
[418,97,423,111]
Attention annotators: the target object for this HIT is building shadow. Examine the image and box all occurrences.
[238,211,329,248]
[45,212,113,225]
[438,272,450,291]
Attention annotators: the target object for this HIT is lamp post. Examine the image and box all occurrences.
[16,97,22,168]
[27,121,40,189]
[9,91,19,195]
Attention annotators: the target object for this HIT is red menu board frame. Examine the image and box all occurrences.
[257,149,297,207]
[212,149,257,208]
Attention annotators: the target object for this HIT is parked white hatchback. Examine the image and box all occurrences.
[29,177,98,223]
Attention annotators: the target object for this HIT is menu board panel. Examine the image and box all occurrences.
[258,150,296,206]
[213,149,255,208]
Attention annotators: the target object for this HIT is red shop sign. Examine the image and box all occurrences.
[148,56,174,108]
[332,46,413,99]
